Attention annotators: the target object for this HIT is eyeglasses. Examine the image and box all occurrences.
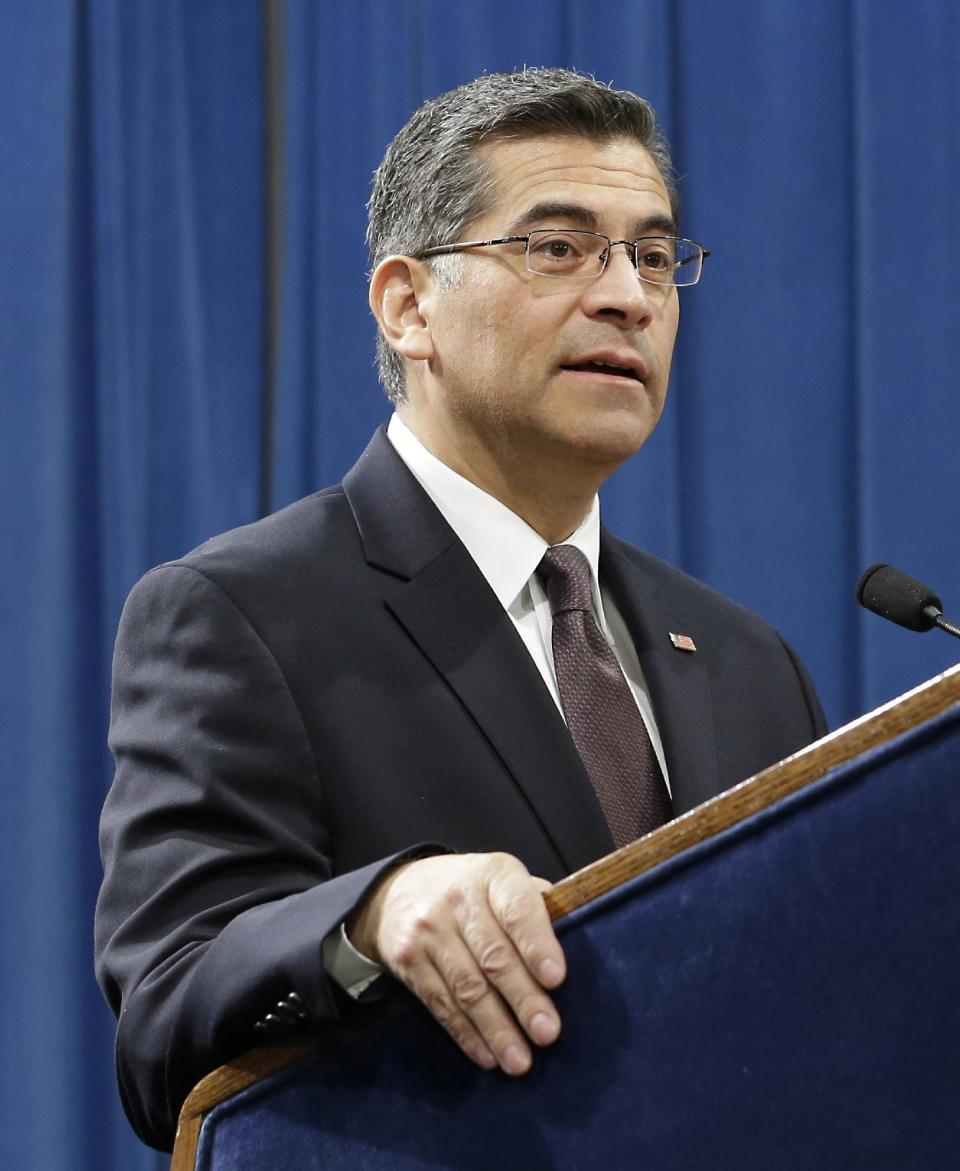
[416,229,710,288]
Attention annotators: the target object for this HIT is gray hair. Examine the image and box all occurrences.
[367,67,678,405]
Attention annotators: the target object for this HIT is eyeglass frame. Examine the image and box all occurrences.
[415,229,710,288]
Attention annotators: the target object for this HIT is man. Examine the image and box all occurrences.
[95,68,825,1151]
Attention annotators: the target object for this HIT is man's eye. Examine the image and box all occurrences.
[529,233,587,270]
[640,248,673,271]
[545,240,572,258]
[533,236,582,259]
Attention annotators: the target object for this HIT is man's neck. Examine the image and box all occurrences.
[397,408,611,546]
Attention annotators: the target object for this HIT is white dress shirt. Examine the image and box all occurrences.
[324,414,668,997]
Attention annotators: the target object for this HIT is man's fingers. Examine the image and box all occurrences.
[455,902,561,1054]
[400,945,531,1074]
[484,856,567,990]
[355,852,567,1075]
[404,957,498,1071]
[375,888,523,1071]
[426,929,541,1074]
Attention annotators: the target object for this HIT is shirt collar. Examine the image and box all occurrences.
[386,413,602,610]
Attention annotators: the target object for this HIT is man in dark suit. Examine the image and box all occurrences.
[95,68,825,1151]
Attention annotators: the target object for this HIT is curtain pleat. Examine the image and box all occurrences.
[1,2,263,1166]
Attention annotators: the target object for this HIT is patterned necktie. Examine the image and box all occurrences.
[537,544,672,847]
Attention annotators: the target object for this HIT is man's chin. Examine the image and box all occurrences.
[556,409,661,468]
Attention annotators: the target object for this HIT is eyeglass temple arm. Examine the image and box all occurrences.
[418,236,527,258]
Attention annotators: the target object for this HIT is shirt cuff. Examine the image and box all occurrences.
[322,922,386,1000]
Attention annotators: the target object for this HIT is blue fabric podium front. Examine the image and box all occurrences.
[186,688,960,1170]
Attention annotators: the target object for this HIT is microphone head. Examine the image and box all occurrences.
[855,562,943,632]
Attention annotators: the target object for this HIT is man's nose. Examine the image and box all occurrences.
[581,246,654,328]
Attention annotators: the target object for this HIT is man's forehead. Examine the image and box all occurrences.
[474,134,672,216]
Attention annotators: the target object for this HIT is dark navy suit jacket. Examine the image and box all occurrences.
[95,427,826,1149]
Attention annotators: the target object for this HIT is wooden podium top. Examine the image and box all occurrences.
[545,660,960,919]
[171,662,960,1169]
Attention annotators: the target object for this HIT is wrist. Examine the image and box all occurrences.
[345,859,413,962]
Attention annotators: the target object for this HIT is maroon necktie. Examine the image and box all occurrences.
[537,545,672,847]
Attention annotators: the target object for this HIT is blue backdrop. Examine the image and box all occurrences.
[2,1,958,1165]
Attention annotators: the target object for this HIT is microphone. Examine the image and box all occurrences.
[855,562,960,640]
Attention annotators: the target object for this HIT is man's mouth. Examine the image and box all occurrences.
[562,360,640,381]
[560,352,647,383]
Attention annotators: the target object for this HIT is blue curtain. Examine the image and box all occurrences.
[2,1,957,1164]
[2,2,263,1167]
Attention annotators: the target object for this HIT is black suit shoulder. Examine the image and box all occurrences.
[605,535,786,641]
[171,484,357,593]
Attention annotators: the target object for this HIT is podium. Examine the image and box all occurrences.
[171,665,960,1170]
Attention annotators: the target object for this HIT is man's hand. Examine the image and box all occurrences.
[347,852,566,1075]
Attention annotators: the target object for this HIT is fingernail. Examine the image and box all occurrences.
[529,1011,560,1045]
[502,1044,531,1075]
[538,958,564,985]
[475,1046,497,1071]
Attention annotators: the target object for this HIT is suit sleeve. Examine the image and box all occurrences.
[94,564,432,1150]
[778,631,828,741]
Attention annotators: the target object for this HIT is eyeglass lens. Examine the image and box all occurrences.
[525,229,702,286]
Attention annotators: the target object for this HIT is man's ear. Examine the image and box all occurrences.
[369,256,435,363]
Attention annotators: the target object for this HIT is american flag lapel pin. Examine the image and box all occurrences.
[669,632,697,653]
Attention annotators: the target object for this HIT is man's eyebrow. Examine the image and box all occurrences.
[504,204,679,238]
[635,214,679,238]
[505,203,601,233]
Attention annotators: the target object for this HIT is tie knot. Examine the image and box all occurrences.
[537,545,594,616]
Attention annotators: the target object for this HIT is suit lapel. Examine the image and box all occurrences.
[343,430,614,873]
[600,534,721,816]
